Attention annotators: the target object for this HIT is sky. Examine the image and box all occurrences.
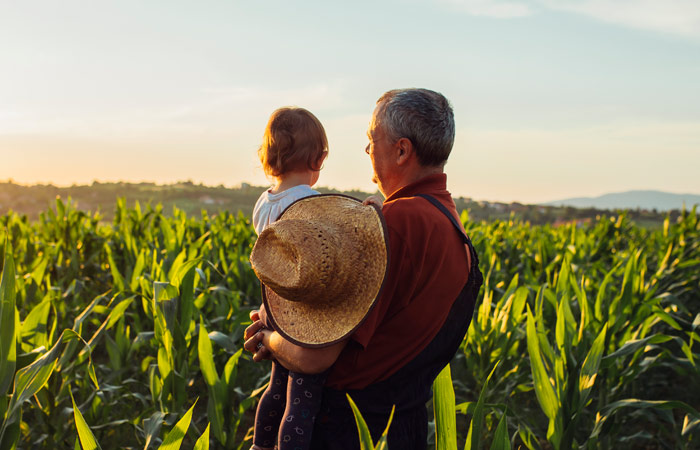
[1,0,699,204]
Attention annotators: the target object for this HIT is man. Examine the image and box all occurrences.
[245,88,482,449]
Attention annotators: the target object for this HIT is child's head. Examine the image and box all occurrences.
[259,107,328,178]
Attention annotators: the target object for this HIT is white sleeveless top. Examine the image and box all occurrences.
[252,184,319,235]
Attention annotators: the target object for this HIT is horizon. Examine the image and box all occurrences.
[2,1,699,204]
[3,178,700,206]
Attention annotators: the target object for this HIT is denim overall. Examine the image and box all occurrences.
[310,194,484,450]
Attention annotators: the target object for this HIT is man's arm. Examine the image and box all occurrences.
[244,309,348,374]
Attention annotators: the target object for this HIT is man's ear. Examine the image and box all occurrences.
[395,137,414,166]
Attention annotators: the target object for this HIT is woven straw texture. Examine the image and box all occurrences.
[250,195,388,347]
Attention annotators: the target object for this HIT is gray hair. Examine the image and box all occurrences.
[374,88,455,167]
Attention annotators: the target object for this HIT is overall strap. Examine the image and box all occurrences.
[415,194,479,266]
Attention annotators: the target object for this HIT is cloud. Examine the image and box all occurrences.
[440,0,700,38]
[441,0,534,18]
[538,0,700,38]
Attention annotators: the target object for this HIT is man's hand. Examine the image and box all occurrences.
[244,308,349,373]
[244,309,271,362]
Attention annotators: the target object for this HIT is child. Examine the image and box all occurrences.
[251,107,328,450]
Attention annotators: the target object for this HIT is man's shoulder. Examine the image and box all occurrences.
[382,195,440,232]
[383,195,428,213]
[383,194,445,216]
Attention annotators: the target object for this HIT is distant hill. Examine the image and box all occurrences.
[0,181,690,227]
[544,190,700,211]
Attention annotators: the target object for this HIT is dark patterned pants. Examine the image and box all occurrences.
[254,361,327,450]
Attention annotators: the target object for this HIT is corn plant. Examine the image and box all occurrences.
[347,394,394,450]
[2,198,699,449]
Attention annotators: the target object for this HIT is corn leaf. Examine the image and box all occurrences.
[142,411,166,450]
[71,390,102,450]
[526,306,558,420]
[158,399,197,450]
[579,324,607,410]
[20,298,51,352]
[0,240,17,395]
[374,405,395,450]
[489,409,511,450]
[591,399,700,439]
[198,319,219,387]
[433,364,457,450]
[466,361,500,450]
[193,423,210,450]
[347,393,375,450]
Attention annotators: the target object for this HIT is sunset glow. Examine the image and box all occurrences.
[2,1,699,203]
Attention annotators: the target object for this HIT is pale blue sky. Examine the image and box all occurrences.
[1,0,699,203]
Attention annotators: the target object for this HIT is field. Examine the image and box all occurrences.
[1,198,699,449]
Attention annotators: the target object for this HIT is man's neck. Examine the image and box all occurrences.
[402,165,444,187]
[382,165,444,198]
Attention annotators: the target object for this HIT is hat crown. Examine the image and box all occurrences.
[251,219,344,304]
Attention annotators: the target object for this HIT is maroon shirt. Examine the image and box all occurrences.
[326,174,471,389]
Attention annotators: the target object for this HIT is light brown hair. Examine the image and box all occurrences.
[258,107,328,177]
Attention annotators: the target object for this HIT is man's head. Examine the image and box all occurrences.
[366,88,455,196]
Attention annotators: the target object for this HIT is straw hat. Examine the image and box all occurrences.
[250,194,389,348]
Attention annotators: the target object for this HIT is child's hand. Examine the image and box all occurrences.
[363,195,384,207]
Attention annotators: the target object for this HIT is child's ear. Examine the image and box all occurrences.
[317,151,328,168]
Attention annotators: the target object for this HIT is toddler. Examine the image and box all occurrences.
[251,107,328,450]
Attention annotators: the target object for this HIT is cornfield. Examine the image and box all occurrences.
[1,198,698,449]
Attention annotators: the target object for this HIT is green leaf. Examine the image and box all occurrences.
[0,240,17,395]
[198,319,219,387]
[433,364,457,450]
[374,405,395,450]
[58,294,106,370]
[193,423,210,450]
[7,330,82,419]
[71,390,102,450]
[130,250,146,292]
[525,306,558,421]
[166,250,187,284]
[579,324,607,410]
[601,334,671,366]
[682,414,700,437]
[104,298,134,331]
[223,349,243,388]
[466,362,500,450]
[591,399,700,439]
[105,244,125,293]
[20,298,51,352]
[142,411,166,450]
[489,409,511,450]
[208,331,237,353]
[347,393,375,450]
[651,306,682,330]
[178,267,197,336]
[30,254,48,286]
[171,258,202,290]
[158,399,198,450]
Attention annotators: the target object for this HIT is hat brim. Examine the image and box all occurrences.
[261,194,389,348]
